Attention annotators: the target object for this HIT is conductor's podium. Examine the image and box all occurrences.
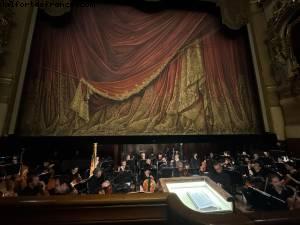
[160,176,233,213]
[1,176,300,225]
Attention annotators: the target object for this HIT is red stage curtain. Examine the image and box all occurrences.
[45,5,218,97]
[17,4,262,135]
[201,31,259,132]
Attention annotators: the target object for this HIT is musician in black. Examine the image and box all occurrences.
[139,152,147,171]
[252,161,268,180]
[118,160,128,172]
[165,147,173,161]
[125,154,135,172]
[190,153,200,175]
[266,174,295,210]
[145,158,152,171]
[245,160,255,177]
[87,167,104,194]
[223,157,234,170]
[261,151,274,166]
[5,155,20,176]
[155,153,164,167]
[210,161,232,194]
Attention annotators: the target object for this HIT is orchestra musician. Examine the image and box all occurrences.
[145,158,152,170]
[126,154,131,161]
[53,176,73,195]
[118,160,128,172]
[2,142,300,215]
[87,167,105,194]
[266,174,297,210]
[210,161,232,194]
[165,146,172,161]
[246,160,254,177]
[19,173,49,196]
[155,153,164,167]
[190,153,200,175]
[223,157,234,170]
[140,152,146,161]
[199,159,208,175]
[253,153,259,161]
[174,154,181,168]
[139,152,147,171]
[70,167,82,188]
[262,151,275,165]
[125,154,135,172]
[252,161,268,181]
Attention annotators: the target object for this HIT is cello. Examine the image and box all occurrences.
[142,175,156,193]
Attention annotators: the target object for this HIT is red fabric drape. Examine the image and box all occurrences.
[201,31,258,131]
[18,4,261,135]
[36,5,219,100]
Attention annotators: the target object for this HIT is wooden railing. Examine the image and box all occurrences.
[0,193,169,225]
[0,193,300,225]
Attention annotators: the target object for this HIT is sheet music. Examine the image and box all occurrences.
[187,191,218,212]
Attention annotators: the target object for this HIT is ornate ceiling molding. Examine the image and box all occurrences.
[267,0,300,98]
[40,0,250,30]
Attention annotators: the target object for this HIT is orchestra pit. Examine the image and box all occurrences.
[0,0,300,225]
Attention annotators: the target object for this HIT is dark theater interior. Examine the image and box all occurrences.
[1,0,300,224]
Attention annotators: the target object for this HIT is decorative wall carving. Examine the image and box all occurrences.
[0,7,13,65]
[267,0,300,97]
[218,0,249,30]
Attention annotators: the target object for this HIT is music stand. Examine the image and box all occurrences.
[159,166,176,178]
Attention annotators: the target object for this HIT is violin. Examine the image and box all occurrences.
[70,174,82,188]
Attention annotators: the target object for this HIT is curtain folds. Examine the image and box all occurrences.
[68,5,219,121]
[17,4,262,135]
